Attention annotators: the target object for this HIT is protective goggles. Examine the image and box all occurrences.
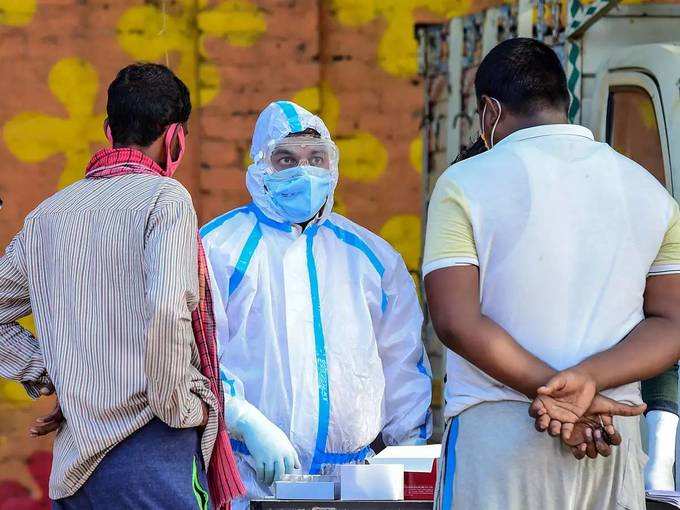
[264,138,339,173]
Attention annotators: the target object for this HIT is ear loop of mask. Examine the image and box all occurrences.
[163,123,186,177]
[480,98,502,149]
[104,122,185,177]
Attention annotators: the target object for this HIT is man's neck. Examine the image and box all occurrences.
[507,111,568,132]
[495,110,569,144]
[113,143,163,167]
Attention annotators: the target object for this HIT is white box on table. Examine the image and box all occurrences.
[274,480,339,500]
[340,464,404,501]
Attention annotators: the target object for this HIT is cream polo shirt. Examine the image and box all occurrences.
[423,124,680,418]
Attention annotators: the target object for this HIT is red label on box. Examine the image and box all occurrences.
[404,461,437,501]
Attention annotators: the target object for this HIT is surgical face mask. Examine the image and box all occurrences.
[480,97,502,149]
[263,165,333,224]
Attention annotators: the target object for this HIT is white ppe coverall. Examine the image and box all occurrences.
[201,101,432,506]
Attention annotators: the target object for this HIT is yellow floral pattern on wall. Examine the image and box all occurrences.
[331,0,472,77]
[3,58,106,189]
[0,0,36,26]
[380,214,423,289]
[117,0,266,107]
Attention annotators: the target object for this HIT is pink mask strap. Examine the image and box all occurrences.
[105,125,113,145]
[163,124,186,177]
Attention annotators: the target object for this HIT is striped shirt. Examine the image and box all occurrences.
[0,174,218,499]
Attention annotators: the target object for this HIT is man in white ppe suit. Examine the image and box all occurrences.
[201,101,432,508]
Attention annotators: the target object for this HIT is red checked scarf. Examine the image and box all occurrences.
[85,147,245,509]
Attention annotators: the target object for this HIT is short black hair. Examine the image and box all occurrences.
[106,63,191,147]
[286,128,321,139]
[475,38,569,116]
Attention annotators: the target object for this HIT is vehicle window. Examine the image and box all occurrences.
[606,85,665,185]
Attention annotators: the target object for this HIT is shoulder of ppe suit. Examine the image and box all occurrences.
[200,205,256,244]
[325,213,403,267]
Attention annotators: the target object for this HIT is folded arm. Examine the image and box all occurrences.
[573,273,680,391]
[425,264,556,399]
[575,200,680,390]
[423,172,642,455]
[423,175,556,398]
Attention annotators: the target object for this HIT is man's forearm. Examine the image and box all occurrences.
[576,317,680,392]
[0,323,44,382]
[426,266,556,398]
[437,314,556,398]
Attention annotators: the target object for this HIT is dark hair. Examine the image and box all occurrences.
[453,137,487,164]
[106,63,191,147]
[475,38,569,116]
[286,128,321,139]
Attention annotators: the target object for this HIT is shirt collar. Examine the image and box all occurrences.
[494,124,594,148]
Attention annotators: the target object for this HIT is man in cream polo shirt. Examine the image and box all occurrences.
[424,38,680,510]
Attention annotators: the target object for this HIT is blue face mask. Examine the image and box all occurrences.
[263,165,333,224]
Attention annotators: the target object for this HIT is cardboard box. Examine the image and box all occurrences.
[274,480,339,500]
[368,444,442,501]
[340,464,404,501]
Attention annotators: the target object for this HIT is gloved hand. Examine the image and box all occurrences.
[226,398,300,486]
[645,410,678,491]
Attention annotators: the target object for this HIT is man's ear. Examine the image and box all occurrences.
[481,95,500,118]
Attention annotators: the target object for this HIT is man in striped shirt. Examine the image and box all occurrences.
[0,63,217,508]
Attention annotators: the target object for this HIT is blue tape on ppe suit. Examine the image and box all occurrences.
[276,101,303,133]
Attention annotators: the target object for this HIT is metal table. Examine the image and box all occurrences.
[250,501,433,510]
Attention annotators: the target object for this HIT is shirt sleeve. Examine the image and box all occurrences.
[422,175,479,277]
[0,232,50,398]
[650,199,680,275]
[144,198,216,429]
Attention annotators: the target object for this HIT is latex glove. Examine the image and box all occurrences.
[645,410,678,491]
[226,398,300,486]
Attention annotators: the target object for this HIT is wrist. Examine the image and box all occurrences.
[524,366,558,399]
[224,396,249,436]
[571,362,600,392]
